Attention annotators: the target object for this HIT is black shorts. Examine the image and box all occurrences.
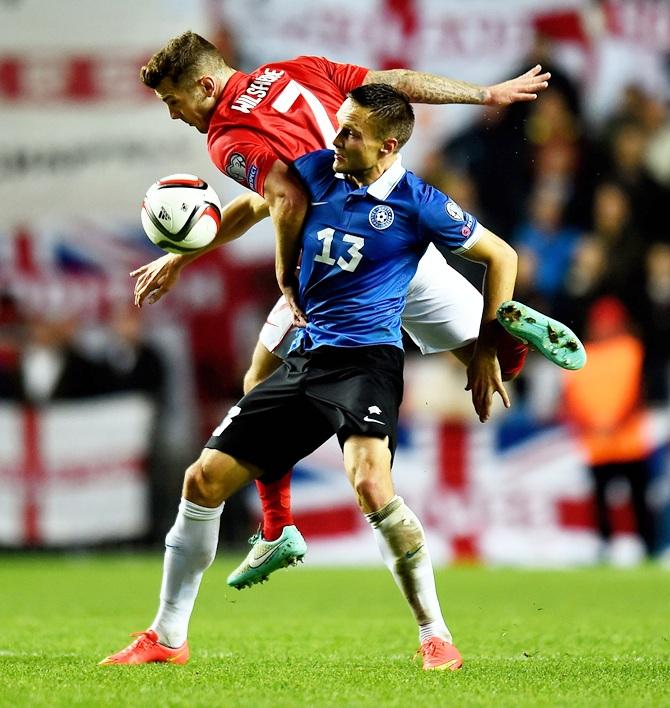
[205,344,404,482]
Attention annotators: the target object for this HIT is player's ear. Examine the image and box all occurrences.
[199,75,217,97]
[380,137,398,155]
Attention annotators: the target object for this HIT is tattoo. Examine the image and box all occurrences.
[364,69,488,105]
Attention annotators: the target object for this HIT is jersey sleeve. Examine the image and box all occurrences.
[294,55,369,95]
[417,183,482,253]
[208,132,278,196]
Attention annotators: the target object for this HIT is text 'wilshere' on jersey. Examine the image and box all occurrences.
[207,56,369,196]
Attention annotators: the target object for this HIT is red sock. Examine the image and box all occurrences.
[255,470,294,541]
[496,328,529,381]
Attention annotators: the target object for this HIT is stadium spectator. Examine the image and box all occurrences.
[439,105,527,236]
[104,304,175,543]
[6,314,115,403]
[105,305,166,398]
[629,243,670,404]
[602,120,669,240]
[643,94,670,193]
[601,85,651,143]
[584,181,643,298]
[554,236,611,339]
[562,297,655,561]
[439,33,590,237]
[523,87,595,229]
[516,32,582,119]
[512,181,582,305]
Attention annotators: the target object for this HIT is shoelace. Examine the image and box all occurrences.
[120,631,155,654]
[247,524,263,545]
[417,638,450,662]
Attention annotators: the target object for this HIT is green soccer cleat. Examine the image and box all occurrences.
[496,300,586,371]
[227,525,307,590]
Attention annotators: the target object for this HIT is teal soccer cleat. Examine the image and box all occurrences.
[496,300,586,371]
[227,525,307,590]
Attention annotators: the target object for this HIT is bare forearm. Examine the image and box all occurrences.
[159,193,270,274]
[460,227,518,347]
[458,227,517,420]
[271,198,305,289]
[478,248,517,347]
[365,65,550,106]
[212,193,269,246]
[365,69,488,105]
[196,193,269,256]
[263,162,308,291]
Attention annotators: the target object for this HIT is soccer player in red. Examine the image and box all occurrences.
[129,32,572,589]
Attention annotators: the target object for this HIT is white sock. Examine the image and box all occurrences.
[366,496,451,644]
[150,497,224,648]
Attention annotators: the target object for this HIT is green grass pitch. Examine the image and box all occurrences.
[0,554,667,707]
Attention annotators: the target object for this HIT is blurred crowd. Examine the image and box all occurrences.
[0,301,165,404]
[420,39,670,561]
[423,44,670,408]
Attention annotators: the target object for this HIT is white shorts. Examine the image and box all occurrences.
[259,243,483,359]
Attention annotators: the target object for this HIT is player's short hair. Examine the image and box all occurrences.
[140,31,225,89]
[347,84,415,149]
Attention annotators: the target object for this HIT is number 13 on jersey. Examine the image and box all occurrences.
[313,228,364,273]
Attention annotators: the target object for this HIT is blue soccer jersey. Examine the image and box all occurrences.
[292,149,482,350]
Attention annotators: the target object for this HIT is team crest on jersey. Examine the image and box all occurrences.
[369,205,394,230]
[445,199,464,221]
[226,153,247,183]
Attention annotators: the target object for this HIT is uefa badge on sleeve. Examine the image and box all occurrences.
[445,199,464,221]
[225,153,247,184]
[369,205,394,230]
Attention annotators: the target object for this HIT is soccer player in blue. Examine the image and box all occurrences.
[100,84,541,671]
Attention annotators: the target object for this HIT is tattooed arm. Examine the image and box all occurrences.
[364,65,550,106]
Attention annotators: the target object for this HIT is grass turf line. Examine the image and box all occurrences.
[0,554,667,707]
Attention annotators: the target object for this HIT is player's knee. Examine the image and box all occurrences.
[352,468,390,511]
[183,460,206,500]
[183,455,226,506]
[354,476,385,509]
[346,440,393,510]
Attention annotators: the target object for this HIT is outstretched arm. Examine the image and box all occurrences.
[364,65,550,106]
[457,228,518,422]
[131,192,270,307]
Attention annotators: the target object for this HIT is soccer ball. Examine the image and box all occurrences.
[141,174,222,254]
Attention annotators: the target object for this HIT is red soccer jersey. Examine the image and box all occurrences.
[207,56,369,196]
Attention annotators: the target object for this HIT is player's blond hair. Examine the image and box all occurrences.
[140,31,226,88]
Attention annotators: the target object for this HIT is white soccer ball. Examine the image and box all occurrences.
[141,174,222,254]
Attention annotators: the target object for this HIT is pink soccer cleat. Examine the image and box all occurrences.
[418,636,463,671]
[99,629,189,666]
